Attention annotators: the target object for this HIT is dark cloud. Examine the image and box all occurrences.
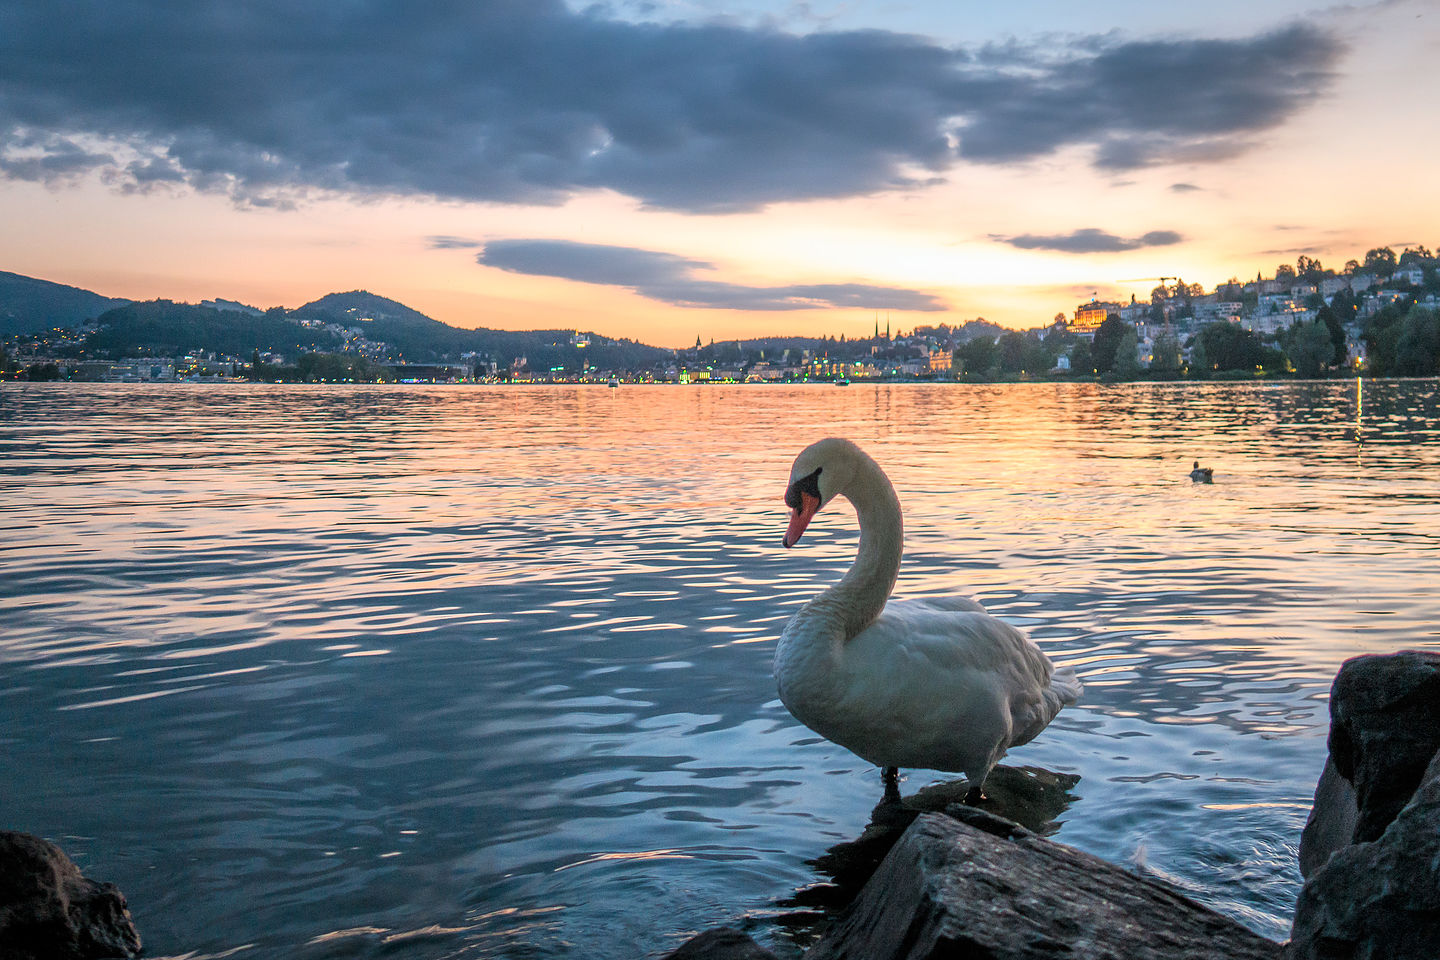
[997,228,1184,253]
[479,239,945,311]
[0,2,1344,211]
[426,235,483,250]
[1170,182,1202,192]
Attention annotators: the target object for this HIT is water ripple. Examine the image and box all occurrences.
[3,381,1439,954]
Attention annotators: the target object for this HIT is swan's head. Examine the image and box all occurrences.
[782,437,864,548]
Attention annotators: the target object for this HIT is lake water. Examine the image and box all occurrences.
[3,380,1438,958]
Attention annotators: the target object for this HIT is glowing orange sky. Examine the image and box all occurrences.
[1,0,1435,348]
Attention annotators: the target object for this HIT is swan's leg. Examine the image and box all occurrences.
[963,761,995,804]
[881,767,900,802]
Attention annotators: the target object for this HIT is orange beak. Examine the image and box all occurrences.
[783,491,821,548]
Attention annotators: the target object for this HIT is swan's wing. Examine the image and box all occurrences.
[867,601,1050,678]
[848,601,1075,753]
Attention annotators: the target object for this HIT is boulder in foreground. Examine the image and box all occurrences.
[1300,650,1440,875]
[1287,650,1440,960]
[805,809,1280,960]
[0,830,141,960]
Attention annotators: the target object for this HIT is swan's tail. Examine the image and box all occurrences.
[1013,663,1083,748]
[1049,664,1083,706]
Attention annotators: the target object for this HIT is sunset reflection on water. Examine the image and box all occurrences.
[2,380,1437,957]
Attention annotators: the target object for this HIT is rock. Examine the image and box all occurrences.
[659,927,779,960]
[1298,757,1358,878]
[0,830,141,960]
[788,766,1079,916]
[1326,650,1440,844]
[804,812,1280,960]
[1286,750,1440,960]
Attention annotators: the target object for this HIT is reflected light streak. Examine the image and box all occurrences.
[555,848,691,872]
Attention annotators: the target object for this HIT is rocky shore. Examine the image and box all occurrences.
[0,831,141,960]
[4,651,1437,959]
[662,650,1440,960]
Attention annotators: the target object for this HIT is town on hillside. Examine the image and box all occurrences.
[2,245,1437,383]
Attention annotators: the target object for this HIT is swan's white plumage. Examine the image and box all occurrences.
[774,438,1080,789]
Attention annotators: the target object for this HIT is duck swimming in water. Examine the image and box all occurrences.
[1190,461,1214,483]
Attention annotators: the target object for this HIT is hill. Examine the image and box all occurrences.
[85,300,346,358]
[292,290,672,370]
[7,276,673,370]
[0,271,130,336]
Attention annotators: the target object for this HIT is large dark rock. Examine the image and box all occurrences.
[804,811,1280,960]
[658,927,780,960]
[1325,650,1440,844]
[1298,757,1358,879]
[1287,750,1440,960]
[0,831,141,960]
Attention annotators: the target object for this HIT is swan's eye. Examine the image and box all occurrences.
[785,467,822,510]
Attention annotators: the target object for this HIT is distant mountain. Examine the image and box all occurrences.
[292,289,672,369]
[86,300,345,358]
[0,270,130,336]
[8,277,674,369]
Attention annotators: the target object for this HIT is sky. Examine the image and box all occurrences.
[1,0,1436,347]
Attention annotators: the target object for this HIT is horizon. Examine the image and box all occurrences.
[2,0,1436,349]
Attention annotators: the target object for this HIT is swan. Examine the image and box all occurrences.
[1189,461,1214,483]
[774,438,1081,800]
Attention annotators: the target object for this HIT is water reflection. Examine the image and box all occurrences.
[2,381,1438,956]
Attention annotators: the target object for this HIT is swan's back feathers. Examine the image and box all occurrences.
[907,594,988,615]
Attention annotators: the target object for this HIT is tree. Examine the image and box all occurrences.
[1195,322,1268,371]
[955,336,997,378]
[1150,328,1182,373]
[1344,259,1360,275]
[1296,255,1328,284]
[1362,300,1407,376]
[993,331,1052,375]
[996,331,1029,373]
[1069,338,1093,375]
[1275,264,1297,283]
[1364,247,1397,278]
[1315,304,1347,365]
[295,352,395,383]
[1393,306,1440,376]
[1399,246,1434,267]
[1189,335,1208,376]
[1149,296,1166,325]
[1114,329,1141,378]
[1091,315,1130,375]
[1284,320,1335,378]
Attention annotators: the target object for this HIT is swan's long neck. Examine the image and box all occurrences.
[810,455,903,641]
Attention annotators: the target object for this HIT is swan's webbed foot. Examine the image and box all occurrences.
[963,785,985,805]
[881,767,901,803]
